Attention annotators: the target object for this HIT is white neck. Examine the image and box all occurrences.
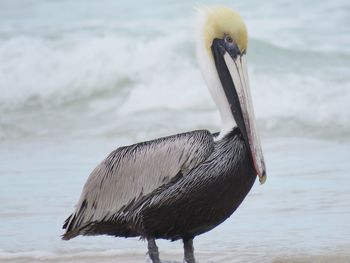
[195,14,237,139]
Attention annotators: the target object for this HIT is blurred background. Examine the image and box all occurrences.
[0,0,349,262]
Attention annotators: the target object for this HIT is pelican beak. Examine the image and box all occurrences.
[212,38,266,184]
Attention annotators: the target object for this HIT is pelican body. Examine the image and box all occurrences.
[63,6,266,263]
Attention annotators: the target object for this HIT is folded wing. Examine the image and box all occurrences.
[62,130,214,239]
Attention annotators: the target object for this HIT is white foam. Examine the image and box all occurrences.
[0,34,131,108]
[0,248,147,262]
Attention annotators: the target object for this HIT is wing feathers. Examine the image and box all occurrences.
[63,130,213,237]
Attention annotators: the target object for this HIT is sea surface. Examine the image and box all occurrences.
[0,0,349,262]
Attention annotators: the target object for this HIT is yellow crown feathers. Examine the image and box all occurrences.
[200,6,248,55]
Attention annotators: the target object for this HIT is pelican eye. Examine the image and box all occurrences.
[223,34,240,56]
[225,35,233,43]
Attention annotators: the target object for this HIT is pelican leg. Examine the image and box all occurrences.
[147,237,161,263]
[183,238,196,263]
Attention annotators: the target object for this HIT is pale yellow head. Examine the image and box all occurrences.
[200,6,248,56]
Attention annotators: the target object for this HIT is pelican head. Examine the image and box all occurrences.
[196,6,266,184]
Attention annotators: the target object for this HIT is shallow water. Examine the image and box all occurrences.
[0,0,349,262]
[1,136,349,262]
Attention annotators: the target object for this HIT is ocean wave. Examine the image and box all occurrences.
[1,249,349,263]
[0,31,197,110]
[0,249,148,263]
[0,26,349,140]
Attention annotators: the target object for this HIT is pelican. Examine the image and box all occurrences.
[62,6,266,263]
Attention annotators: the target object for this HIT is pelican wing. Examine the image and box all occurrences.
[63,130,214,236]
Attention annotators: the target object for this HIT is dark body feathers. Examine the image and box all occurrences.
[62,128,256,241]
[141,128,256,240]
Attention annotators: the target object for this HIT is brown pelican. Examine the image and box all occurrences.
[62,6,266,263]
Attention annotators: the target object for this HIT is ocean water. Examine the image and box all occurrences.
[0,0,349,262]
